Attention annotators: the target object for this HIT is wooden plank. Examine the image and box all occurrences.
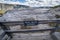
[5,28,55,33]
[2,34,8,40]
[0,23,12,38]
[0,32,6,40]
[0,20,60,26]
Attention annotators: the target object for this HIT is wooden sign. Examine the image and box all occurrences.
[24,21,38,26]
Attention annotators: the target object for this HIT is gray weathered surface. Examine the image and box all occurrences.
[11,33,53,40]
[52,32,60,40]
[0,8,56,21]
[0,8,56,30]
[0,8,58,40]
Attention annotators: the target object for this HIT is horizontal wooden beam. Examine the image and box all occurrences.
[5,28,55,33]
[0,20,60,26]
